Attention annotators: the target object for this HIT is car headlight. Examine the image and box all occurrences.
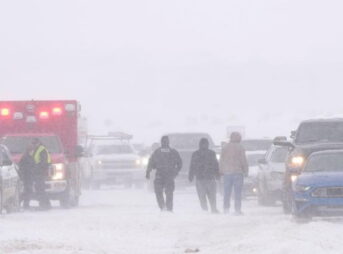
[291,174,298,183]
[97,160,102,166]
[135,159,142,166]
[52,163,65,180]
[289,156,305,168]
[216,154,221,161]
[142,157,149,167]
[295,185,311,192]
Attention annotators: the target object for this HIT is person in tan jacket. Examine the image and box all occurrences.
[220,132,248,215]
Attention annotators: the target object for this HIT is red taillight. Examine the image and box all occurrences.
[39,111,50,120]
[52,107,62,116]
[1,108,10,117]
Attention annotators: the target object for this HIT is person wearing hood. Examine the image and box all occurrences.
[146,136,182,212]
[189,138,220,213]
[220,132,248,215]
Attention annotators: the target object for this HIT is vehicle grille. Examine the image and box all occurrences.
[312,187,343,198]
[101,160,137,169]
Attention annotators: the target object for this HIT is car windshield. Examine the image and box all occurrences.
[1,136,62,154]
[295,122,343,144]
[270,147,289,163]
[305,153,343,172]
[247,153,265,167]
[95,145,134,155]
[242,140,272,151]
[168,134,214,150]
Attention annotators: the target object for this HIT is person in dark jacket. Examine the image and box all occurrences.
[146,136,182,212]
[19,145,35,209]
[189,138,220,213]
[32,138,52,210]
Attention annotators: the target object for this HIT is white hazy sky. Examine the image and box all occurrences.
[1,0,343,143]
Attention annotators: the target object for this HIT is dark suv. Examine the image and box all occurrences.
[275,118,343,213]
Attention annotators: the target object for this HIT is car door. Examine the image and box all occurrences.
[0,147,11,205]
[0,147,17,200]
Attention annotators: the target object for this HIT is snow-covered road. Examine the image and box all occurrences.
[0,188,342,254]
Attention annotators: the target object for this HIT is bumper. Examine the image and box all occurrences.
[45,180,68,194]
[92,168,145,183]
[293,192,343,216]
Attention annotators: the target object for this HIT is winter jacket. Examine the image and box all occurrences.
[147,147,182,179]
[220,142,248,175]
[33,145,51,176]
[189,143,220,181]
[19,151,35,182]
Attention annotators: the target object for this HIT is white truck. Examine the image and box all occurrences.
[83,133,145,189]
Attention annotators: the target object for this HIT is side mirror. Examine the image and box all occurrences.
[290,130,296,140]
[258,158,267,165]
[75,145,84,158]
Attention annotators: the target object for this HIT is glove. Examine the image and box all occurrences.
[146,171,150,180]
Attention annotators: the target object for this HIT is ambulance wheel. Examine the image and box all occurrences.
[60,187,78,208]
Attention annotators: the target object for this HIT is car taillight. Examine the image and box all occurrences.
[52,107,63,116]
[39,111,50,120]
[0,108,10,117]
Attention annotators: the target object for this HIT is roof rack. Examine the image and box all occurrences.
[87,132,133,141]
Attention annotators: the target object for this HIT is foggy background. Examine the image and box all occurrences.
[1,0,343,144]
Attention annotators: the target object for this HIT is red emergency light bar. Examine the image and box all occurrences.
[1,108,10,117]
[52,107,63,116]
[39,111,50,120]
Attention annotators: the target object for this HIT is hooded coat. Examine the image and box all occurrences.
[189,139,220,181]
[219,132,248,175]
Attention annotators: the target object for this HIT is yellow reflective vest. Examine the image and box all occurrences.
[33,145,52,164]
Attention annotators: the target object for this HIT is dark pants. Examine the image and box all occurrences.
[34,175,50,208]
[154,177,175,211]
[223,173,244,212]
[196,179,217,212]
[22,178,33,208]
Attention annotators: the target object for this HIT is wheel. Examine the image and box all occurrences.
[82,179,91,190]
[282,190,292,214]
[60,186,79,209]
[292,201,312,222]
[91,181,101,190]
[257,179,272,206]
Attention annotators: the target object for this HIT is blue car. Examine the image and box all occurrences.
[292,150,343,219]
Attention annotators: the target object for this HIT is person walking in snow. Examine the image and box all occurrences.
[146,136,182,212]
[220,132,248,215]
[189,138,220,213]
